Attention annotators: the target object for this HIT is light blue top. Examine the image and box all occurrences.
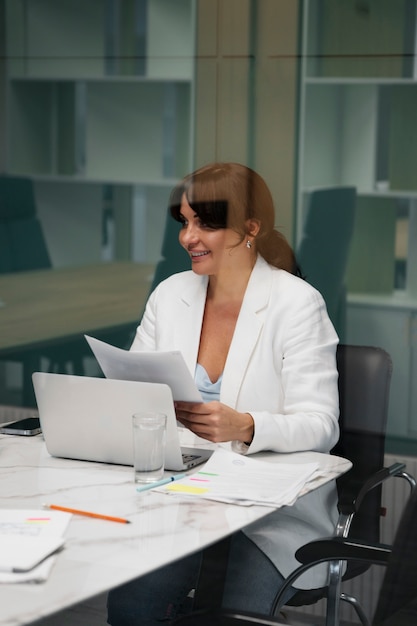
[195,363,222,402]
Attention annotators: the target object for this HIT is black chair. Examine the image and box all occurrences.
[175,485,417,626]
[173,345,416,626]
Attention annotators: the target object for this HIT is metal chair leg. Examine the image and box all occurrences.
[340,593,371,626]
[324,560,343,626]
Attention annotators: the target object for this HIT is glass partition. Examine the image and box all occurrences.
[1,0,416,458]
[296,0,417,454]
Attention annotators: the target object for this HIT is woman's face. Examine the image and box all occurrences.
[178,195,246,277]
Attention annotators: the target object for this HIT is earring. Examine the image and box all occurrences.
[246,240,252,249]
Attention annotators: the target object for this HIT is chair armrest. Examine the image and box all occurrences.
[295,536,391,567]
[270,537,391,615]
[338,462,407,515]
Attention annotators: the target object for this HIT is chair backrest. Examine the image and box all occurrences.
[296,186,356,339]
[286,344,393,608]
[333,345,392,571]
[372,486,417,625]
[0,223,13,272]
[149,211,190,294]
[0,175,37,220]
[0,175,51,272]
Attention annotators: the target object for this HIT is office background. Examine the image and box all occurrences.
[0,1,416,453]
[0,2,416,624]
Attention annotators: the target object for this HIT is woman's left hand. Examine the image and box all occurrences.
[174,401,254,444]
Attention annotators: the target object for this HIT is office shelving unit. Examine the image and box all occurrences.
[4,0,196,265]
[297,0,417,440]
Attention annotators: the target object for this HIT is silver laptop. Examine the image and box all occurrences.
[32,372,213,471]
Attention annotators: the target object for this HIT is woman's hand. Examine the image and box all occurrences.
[174,401,254,444]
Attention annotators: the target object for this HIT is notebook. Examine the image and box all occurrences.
[32,373,213,471]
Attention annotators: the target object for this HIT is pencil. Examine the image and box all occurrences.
[43,504,131,524]
[136,473,186,493]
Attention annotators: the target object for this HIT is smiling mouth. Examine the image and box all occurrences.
[190,251,210,258]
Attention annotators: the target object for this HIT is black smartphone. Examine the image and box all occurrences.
[0,416,42,436]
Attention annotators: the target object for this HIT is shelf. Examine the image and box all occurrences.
[6,0,195,81]
[301,82,417,193]
[6,0,195,183]
[86,82,191,182]
[347,291,417,312]
[300,0,417,443]
[305,77,417,86]
[8,80,192,181]
[304,188,417,201]
[3,0,196,270]
[359,190,417,200]
[298,3,417,296]
[24,174,180,188]
[304,0,416,80]
[9,76,192,85]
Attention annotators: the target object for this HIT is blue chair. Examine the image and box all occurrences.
[149,210,190,294]
[0,223,12,273]
[0,175,51,272]
[0,176,84,405]
[128,210,189,342]
[296,186,356,341]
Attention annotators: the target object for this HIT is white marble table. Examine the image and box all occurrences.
[0,434,351,626]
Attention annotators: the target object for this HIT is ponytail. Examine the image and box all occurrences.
[257,229,298,274]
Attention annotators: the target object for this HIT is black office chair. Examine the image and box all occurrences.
[173,345,416,626]
[175,485,417,626]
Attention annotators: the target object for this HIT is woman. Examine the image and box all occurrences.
[107,162,339,625]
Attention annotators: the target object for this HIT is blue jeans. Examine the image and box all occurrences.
[107,531,296,625]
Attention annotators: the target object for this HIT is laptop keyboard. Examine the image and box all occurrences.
[182,453,200,463]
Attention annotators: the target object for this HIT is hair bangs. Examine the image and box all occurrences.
[170,169,230,229]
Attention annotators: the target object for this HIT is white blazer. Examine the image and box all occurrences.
[131,255,340,588]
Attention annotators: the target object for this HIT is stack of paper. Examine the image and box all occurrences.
[0,509,71,583]
[157,448,320,507]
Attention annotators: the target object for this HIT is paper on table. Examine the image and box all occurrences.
[0,536,65,573]
[0,509,71,583]
[85,335,202,402]
[157,448,319,507]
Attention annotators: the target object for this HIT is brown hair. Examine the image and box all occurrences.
[169,162,297,273]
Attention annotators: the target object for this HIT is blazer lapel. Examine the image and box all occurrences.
[173,274,208,375]
[221,257,272,407]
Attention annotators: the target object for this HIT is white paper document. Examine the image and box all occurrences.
[0,509,71,583]
[85,335,202,402]
[0,536,65,573]
[157,448,320,507]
